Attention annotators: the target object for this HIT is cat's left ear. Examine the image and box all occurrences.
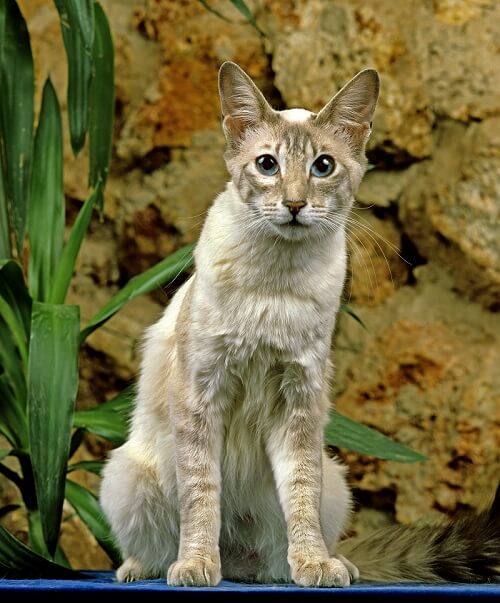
[218,62,275,146]
[316,69,380,152]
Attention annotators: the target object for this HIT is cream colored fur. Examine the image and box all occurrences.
[100,62,379,587]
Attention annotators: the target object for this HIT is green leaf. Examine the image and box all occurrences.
[69,427,85,459]
[0,0,34,254]
[80,243,194,342]
[0,160,10,259]
[73,406,128,445]
[325,410,427,463]
[0,259,31,338]
[50,182,101,304]
[229,0,263,34]
[28,509,71,567]
[28,509,50,558]
[340,303,367,330]
[27,302,80,555]
[0,524,77,577]
[89,2,114,208]
[0,261,30,448]
[54,0,94,155]
[65,479,121,565]
[27,79,65,303]
[0,374,27,449]
[197,0,232,22]
[100,383,135,416]
[73,385,135,445]
[0,449,11,462]
[68,460,104,476]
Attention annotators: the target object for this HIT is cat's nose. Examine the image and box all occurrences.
[283,199,306,215]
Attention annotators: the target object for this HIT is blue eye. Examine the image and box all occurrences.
[311,155,335,177]
[256,154,279,176]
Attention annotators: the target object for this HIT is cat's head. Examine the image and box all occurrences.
[218,62,379,241]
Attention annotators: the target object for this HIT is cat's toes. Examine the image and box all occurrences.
[336,554,360,582]
[116,557,147,583]
[167,556,222,587]
[291,556,351,587]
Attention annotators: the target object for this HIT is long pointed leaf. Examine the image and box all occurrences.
[0,259,31,337]
[0,449,11,462]
[54,0,94,155]
[50,182,101,304]
[88,2,114,208]
[340,303,367,330]
[65,479,121,565]
[28,510,71,567]
[0,260,30,448]
[0,0,34,254]
[0,374,27,449]
[27,302,80,555]
[100,383,135,415]
[73,385,134,445]
[325,410,427,463]
[0,163,10,259]
[28,509,50,558]
[229,0,264,34]
[27,79,65,302]
[73,406,128,445]
[80,243,194,342]
[67,460,104,476]
[0,524,77,577]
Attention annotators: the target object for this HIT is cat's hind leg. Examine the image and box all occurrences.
[116,557,149,583]
[100,437,179,581]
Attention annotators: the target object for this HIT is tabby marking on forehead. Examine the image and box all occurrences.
[279,108,315,123]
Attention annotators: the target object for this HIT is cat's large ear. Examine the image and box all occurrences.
[218,62,274,145]
[316,69,380,152]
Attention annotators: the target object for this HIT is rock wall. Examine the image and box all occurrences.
[2,0,498,569]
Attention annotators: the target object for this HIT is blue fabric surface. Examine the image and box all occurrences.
[0,572,499,600]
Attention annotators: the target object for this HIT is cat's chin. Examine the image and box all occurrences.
[269,221,313,241]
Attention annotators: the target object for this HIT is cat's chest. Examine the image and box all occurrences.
[219,289,330,354]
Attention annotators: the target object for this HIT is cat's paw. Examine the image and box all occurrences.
[116,557,147,583]
[167,556,222,587]
[336,554,360,582]
[291,556,351,587]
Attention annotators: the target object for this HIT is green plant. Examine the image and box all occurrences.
[0,0,424,579]
[0,0,194,576]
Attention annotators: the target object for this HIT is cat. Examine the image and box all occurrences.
[99,62,500,587]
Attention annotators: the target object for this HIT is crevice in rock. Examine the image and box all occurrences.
[399,233,427,283]
[351,487,397,517]
[260,48,287,111]
[367,142,424,170]
[133,146,172,174]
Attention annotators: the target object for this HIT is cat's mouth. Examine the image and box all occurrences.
[284,214,306,227]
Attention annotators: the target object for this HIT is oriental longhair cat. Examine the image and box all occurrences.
[100,63,500,587]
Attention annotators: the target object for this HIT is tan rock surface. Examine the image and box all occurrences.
[333,264,500,526]
[399,119,500,309]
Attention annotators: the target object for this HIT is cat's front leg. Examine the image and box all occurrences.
[266,361,351,588]
[167,388,224,587]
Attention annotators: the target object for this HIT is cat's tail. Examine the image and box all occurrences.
[337,484,500,583]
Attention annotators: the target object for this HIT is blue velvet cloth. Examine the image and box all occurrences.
[1,572,499,601]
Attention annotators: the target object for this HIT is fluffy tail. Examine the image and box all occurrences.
[337,485,500,583]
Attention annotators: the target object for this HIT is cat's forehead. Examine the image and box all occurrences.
[249,112,349,161]
[278,108,315,123]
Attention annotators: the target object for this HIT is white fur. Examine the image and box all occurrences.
[280,108,314,123]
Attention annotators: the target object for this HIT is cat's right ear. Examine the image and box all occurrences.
[218,62,274,145]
